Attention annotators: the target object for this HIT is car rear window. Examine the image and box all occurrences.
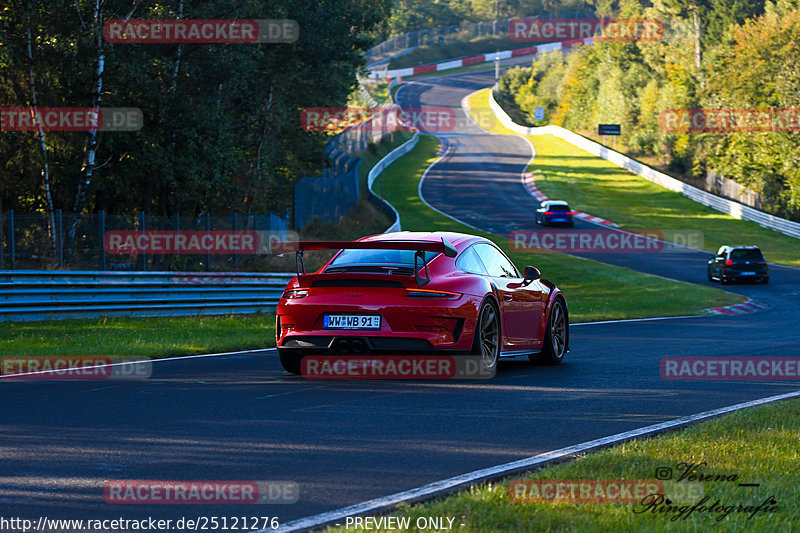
[730,249,764,260]
[327,249,439,268]
[549,204,571,212]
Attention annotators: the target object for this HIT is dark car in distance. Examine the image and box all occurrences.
[707,245,769,284]
[535,200,575,227]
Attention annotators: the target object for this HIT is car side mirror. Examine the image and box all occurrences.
[524,266,541,282]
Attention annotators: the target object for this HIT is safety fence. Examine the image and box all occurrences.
[366,12,594,66]
[293,104,403,228]
[0,211,289,271]
[0,269,294,321]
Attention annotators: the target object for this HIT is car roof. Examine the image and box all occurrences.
[545,200,570,206]
[722,245,761,250]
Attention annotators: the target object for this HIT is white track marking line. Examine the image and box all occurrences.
[0,348,276,379]
[266,390,800,532]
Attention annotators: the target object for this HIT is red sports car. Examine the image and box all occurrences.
[272,231,569,375]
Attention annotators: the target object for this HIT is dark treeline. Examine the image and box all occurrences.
[385,0,594,35]
[0,0,390,222]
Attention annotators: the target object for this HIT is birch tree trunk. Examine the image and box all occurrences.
[26,0,57,257]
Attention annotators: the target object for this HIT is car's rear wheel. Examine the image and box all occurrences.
[536,298,568,365]
[278,349,302,375]
[472,300,500,371]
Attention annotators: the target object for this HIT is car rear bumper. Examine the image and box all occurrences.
[276,291,479,353]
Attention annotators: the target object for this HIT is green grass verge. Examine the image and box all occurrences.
[0,314,275,358]
[373,134,741,323]
[466,88,800,267]
[322,397,800,532]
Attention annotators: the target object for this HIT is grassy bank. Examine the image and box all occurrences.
[466,88,800,267]
[323,397,800,532]
[0,314,276,358]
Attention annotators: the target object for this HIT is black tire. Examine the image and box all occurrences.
[762,277,770,284]
[278,349,302,375]
[707,268,713,282]
[471,300,500,371]
[536,298,568,365]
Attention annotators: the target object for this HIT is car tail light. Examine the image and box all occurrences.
[564,211,574,215]
[725,259,733,266]
[406,288,461,299]
[282,289,308,299]
[544,211,553,215]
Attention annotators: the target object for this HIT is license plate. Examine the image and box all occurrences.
[552,218,567,222]
[740,271,756,275]
[323,314,381,330]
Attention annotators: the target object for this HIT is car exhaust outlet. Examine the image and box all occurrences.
[336,339,352,354]
[351,339,365,353]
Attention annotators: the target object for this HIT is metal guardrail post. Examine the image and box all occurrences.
[9,210,14,269]
[100,210,106,270]
[233,212,238,267]
[57,209,63,268]
[139,211,146,270]
[205,212,211,272]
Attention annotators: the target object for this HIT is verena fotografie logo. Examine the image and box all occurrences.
[104,230,266,255]
[660,108,800,133]
[510,229,703,253]
[300,107,479,133]
[1,108,142,131]
[104,480,298,504]
[660,357,800,380]
[509,18,664,43]
[104,19,299,43]
[300,355,495,379]
[1,356,151,380]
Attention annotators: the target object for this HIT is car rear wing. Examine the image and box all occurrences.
[270,237,458,286]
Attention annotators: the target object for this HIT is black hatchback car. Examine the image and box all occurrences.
[535,200,575,227]
[707,245,769,284]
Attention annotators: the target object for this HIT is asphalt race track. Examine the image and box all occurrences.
[2,70,800,528]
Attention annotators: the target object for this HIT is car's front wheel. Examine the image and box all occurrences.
[535,298,568,365]
[472,300,500,371]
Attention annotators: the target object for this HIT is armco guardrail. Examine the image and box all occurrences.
[367,131,420,233]
[487,89,800,240]
[0,270,295,322]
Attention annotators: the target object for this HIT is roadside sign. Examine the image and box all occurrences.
[534,106,545,121]
[598,124,621,135]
